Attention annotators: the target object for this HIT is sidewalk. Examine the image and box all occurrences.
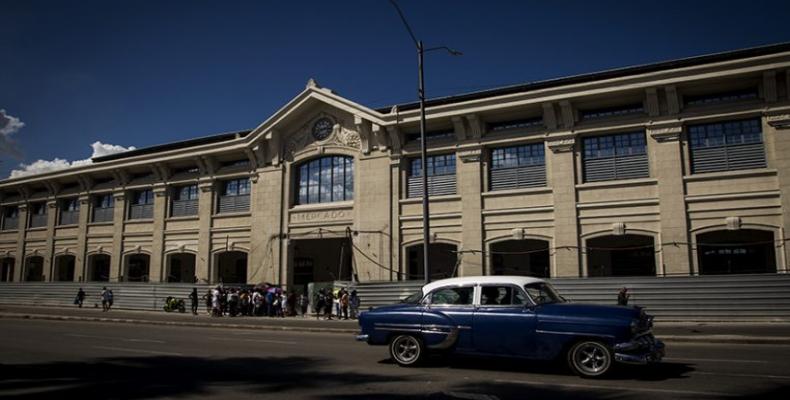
[2,304,790,344]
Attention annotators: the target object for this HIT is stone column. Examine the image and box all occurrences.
[148,185,168,282]
[196,180,214,283]
[110,192,126,281]
[249,168,284,285]
[43,200,57,281]
[767,112,790,273]
[13,204,28,282]
[457,148,484,276]
[547,137,581,277]
[75,195,90,281]
[648,122,691,276]
[354,154,393,282]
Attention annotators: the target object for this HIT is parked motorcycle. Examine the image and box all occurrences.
[163,296,186,313]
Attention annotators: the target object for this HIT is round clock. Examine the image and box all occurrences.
[312,118,334,141]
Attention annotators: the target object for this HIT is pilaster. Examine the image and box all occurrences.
[766,111,790,272]
[149,186,167,282]
[457,148,484,276]
[75,196,90,281]
[354,155,392,282]
[110,192,126,281]
[249,167,284,285]
[547,137,580,277]
[196,181,214,283]
[43,200,57,281]
[647,122,690,275]
[13,204,27,282]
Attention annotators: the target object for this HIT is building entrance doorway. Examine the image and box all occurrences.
[124,254,150,282]
[697,229,776,274]
[87,254,110,281]
[490,239,550,277]
[291,238,353,292]
[406,243,458,281]
[1,258,14,282]
[54,254,75,281]
[216,251,248,284]
[167,253,196,283]
[24,256,44,281]
[586,234,656,277]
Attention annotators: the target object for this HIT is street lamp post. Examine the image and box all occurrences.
[390,0,461,284]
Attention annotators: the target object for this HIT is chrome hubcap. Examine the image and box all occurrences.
[575,343,608,374]
[393,336,419,363]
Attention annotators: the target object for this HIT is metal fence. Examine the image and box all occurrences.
[348,274,790,320]
[1,274,789,320]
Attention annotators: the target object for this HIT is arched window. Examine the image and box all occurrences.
[296,156,353,205]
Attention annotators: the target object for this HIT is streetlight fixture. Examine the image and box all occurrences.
[389,0,462,284]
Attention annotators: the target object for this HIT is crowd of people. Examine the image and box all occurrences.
[199,285,360,319]
[74,284,361,320]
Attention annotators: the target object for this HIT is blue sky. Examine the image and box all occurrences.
[2,0,790,179]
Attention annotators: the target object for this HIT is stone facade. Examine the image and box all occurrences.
[2,45,790,287]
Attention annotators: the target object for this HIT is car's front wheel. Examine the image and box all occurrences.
[567,340,613,378]
[389,334,424,367]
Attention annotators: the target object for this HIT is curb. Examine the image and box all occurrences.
[4,312,790,344]
[0,313,360,334]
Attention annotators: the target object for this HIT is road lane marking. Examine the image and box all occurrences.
[694,371,790,380]
[494,379,735,397]
[92,346,183,356]
[665,357,768,364]
[125,338,165,344]
[208,336,298,345]
[66,333,165,344]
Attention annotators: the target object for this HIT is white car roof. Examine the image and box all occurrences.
[421,275,546,294]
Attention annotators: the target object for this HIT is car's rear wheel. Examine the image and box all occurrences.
[389,334,424,367]
[567,340,613,378]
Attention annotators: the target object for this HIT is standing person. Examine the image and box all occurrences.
[332,289,343,319]
[75,288,86,308]
[617,287,630,306]
[324,289,334,320]
[298,292,308,317]
[107,290,114,310]
[100,287,109,312]
[340,289,349,320]
[203,289,212,315]
[189,288,199,315]
[211,286,221,317]
[316,289,326,320]
[350,290,360,320]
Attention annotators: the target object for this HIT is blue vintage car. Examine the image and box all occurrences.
[356,276,664,378]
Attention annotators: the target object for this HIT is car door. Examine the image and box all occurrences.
[421,285,476,351]
[472,284,537,357]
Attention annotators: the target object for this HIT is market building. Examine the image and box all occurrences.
[1,43,790,291]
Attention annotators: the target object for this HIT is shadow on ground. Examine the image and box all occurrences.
[382,354,694,381]
[0,356,406,399]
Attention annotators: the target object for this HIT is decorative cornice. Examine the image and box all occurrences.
[766,113,790,129]
[647,122,683,142]
[547,138,575,153]
[458,148,482,163]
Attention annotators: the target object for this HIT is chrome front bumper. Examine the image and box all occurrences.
[614,335,665,365]
[355,334,369,342]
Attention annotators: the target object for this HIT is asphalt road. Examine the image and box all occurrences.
[1,318,789,400]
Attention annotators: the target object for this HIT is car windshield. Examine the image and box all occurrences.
[523,282,565,305]
[401,291,424,304]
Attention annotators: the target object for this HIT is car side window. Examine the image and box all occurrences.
[480,286,526,306]
[430,286,474,306]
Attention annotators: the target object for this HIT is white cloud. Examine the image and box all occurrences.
[9,141,136,179]
[0,109,25,158]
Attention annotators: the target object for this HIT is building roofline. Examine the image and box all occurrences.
[376,42,790,113]
[91,129,252,163]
